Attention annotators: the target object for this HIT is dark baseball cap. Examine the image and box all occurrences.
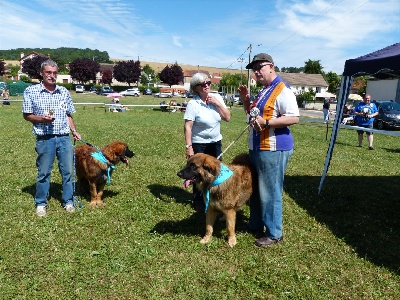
[245,53,274,69]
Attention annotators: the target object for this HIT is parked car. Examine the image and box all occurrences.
[229,94,241,104]
[89,86,98,94]
[182,91,193,98]
[159,92,172,98]
[120,88,140,97]
[218,92,227,101]
[97,86,114,95]
[144,88,152,95]
[373,100,400,130]
[75,85,85,93]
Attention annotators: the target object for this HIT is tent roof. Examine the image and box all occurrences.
[343,43,400,78]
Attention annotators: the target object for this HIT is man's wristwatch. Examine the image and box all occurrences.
[185,144,192,149]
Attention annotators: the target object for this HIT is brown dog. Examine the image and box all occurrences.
[75,141,134,207]
[177,153,254,247]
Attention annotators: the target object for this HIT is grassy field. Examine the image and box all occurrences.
[0,92,399,299]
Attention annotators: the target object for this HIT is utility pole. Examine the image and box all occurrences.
[247,43,252,94]
[238,58,244,85]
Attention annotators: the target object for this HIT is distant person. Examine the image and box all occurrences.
[22,59,81,217]
[322,99,331,123]
[341,105,354,125]
[183,72,231,212]
[2,89,10,105]
[180,98,188,112]
[354,94,378,150]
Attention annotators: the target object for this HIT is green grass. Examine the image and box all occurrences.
[0,93,399,299]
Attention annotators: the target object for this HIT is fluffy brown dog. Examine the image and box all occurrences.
[75,141,135,207]
[177,153,254,247]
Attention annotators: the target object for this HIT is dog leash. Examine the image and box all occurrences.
[216,107,260,160]
[216,124,250,160]
[78,138,102,152]
[72,140,84,210]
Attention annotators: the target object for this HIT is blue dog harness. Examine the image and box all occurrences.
[204,164,233,212]
[90,151,115,185]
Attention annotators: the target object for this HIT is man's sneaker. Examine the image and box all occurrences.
[36,206,46,217]
[65,204,75,213]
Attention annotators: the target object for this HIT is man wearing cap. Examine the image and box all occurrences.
[238,53,299,247]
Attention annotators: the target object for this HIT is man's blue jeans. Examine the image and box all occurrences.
[248,149,293,239]
[34,134,73,207]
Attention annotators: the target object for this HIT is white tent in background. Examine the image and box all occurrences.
[318,43,400,194]
[347,94,363,101]
[315,92,336,99]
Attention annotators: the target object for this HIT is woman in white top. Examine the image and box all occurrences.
[183,72,230,211]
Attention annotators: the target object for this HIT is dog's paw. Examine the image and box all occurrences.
[96,200,106,207]
[227,237,237,247]
[200,236,211,244]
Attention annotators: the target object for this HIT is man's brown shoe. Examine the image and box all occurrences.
[254,236,283,247]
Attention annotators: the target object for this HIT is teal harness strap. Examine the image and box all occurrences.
[90,151,115,185]
[205,164,234,212]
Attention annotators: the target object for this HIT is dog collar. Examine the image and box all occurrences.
[205,164,233,212]
[90,151,116,185]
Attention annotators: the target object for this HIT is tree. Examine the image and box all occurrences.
[220,73,244,89]
[19,75,31,83]
[113,60,141,86]
[8,64,20,78]
[354,76,368,95]
[21,55,49,79]
[102,69,113,85]
[280,66,305,73]
[159,63,184,87]
[304,59,324,74]
[69,58,100,84]
[323,71,341,94]
[141,64,155,85]
[296,88,315,107]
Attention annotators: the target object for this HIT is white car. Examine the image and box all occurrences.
[229,94,241,104]
[75,85,85,93]
[158,92,172,98]
[120,88,140,97]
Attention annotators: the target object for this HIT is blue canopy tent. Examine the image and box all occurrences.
[318,42,400,194]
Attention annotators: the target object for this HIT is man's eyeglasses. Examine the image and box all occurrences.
[196,80,211,87]
[252,63,272,72]
[43,71,58,76]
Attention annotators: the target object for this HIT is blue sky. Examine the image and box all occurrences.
[1,0,399,74]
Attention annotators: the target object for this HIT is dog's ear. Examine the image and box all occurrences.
[202,155,219,177]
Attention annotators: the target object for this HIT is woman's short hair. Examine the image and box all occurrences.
[190,73,209,96]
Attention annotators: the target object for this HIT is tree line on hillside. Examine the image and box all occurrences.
[19,54,184,88]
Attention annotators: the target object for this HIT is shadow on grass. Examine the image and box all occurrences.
[284,175,400,274]
[151,211,250,240]
[148,183,192,205]
[21,182,119,205]
[148,183,250,239]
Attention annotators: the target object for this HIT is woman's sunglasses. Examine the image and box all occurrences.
[196,80,211,88]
